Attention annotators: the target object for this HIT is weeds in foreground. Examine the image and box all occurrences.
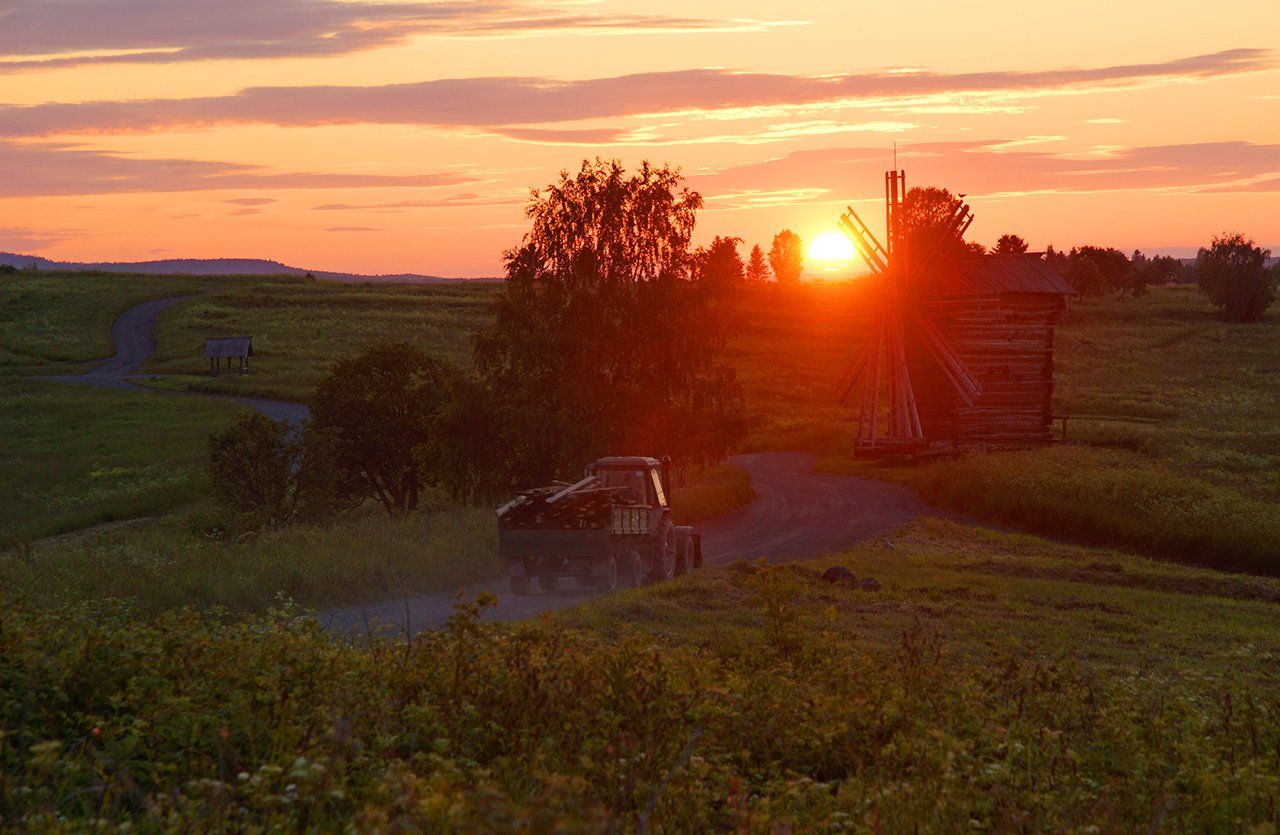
[5,560,1280,831]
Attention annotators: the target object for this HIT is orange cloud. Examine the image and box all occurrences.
[0,141,480,196]
[2,50,1267,139]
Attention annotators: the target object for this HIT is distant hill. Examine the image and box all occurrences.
[0,252,493,284]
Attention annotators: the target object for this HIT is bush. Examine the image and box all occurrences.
[668,463,755,524]
[311,344,495,513]
[1196,232,1275,321]
[208,412,345,526]
[4,573,1280,830]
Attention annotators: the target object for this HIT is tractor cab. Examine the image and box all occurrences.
[585,456,669,509]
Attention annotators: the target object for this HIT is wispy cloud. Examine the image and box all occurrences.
[1,50,1267,138]
[701,140,1280,200]
[312,192,526,210]
[0,141,480,197]
[0,0,799,72]
[224,197,278,206]
[0,226,75,250]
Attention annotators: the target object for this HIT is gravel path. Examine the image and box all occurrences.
[324,451,945,635]
[52,295,309,423]
[56,297,945,634]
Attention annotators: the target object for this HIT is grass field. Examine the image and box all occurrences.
[0,271,204,371]
[7,519,1280,829]
[6,504,499,615]
[0,382,241,546]
[721,282,1280,571]
[145,278,497,402]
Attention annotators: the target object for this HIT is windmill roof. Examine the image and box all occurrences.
[204,336,253,358]
[935,254,1075,297]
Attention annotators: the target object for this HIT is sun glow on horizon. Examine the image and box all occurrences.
[808,230,857,264]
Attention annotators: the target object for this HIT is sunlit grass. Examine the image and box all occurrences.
[8,520,1280,829]
[145,278,497,402]
[0,382,241,545]
[4,505,500,614]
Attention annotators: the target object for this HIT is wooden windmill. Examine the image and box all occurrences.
[835,170,982,450]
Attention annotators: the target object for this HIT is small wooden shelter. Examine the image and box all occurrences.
[837,170,1074,453]
[204,336,253,375]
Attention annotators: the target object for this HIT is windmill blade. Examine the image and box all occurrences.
[906,201,973,291]
[912,310,983,407]
[843,206,888,261]
[859,317,886,447]
[838,209,887,275]
[836,319,877,404]
[886,311,925,440]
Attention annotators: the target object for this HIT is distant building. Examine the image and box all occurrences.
[204,336,253,374]
[839,170,1075,453]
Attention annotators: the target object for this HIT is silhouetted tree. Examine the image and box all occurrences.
[475,160,745,483]
[522,157,701,283]
[901,186,977,259]
[697,236,745,286]
[1196,233,1275,322]
[768,230,804,284]
[311,343,470,514]
[994,234,1030,254]
[1063,256,1107,297]
[208,413,347,526]
[745,245,769,283]
[1068,246,1131,297]
[1143,254,1183,286]
[1045,244,1069,274]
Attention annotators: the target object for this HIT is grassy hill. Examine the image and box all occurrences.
[7,520,1280,829]
[3,269,1280,827]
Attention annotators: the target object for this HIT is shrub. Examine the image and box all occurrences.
[311,344,488,513]
[208,412,346,526]
[1196,232,1275,321]
[4,575,1280,831]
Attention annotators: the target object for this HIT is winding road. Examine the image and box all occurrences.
[61,296,946,633]
[325,451,946,634]
[54,295,309,423]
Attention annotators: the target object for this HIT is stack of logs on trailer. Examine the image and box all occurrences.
[498,480,623,531]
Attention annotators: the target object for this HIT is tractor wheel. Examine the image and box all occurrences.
[674,538,694,577]
[538,575,558,594]
[619,550,643,589]
[650,526,676,583]
[594,553,619,591]
[509,575,530,596]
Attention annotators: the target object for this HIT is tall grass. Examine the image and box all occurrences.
[4,507,500,614]
[6,521,1280,830]
[896,445,1280,574]
[0,383,241,546]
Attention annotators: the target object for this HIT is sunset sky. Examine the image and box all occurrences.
[3,0,1278,277]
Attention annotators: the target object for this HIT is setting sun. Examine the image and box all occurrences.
[808,230,857,264]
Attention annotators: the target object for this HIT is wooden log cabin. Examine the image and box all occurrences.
[908,254,1074,448]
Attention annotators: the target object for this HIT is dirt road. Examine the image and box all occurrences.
[324,451,942,635]
[57,298,943,633]
[53,296,309,423]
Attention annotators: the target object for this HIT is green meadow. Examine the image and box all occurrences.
[7,521,1280,829]
[3,269,1280,828]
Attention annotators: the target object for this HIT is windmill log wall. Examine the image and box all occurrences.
[906,292,1068,447]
